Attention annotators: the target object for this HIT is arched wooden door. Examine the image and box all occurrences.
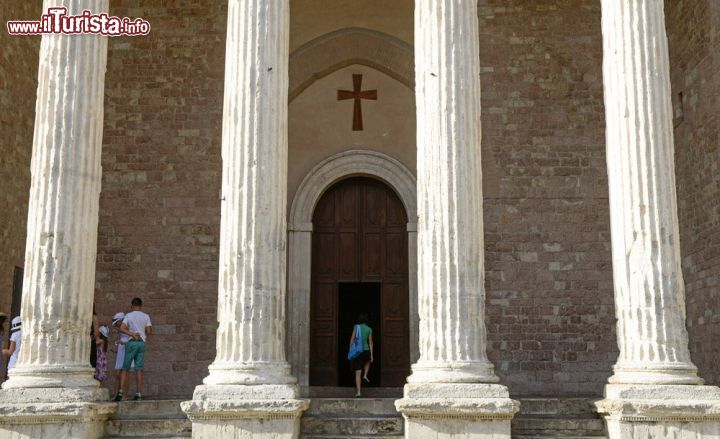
[310,177,410,387]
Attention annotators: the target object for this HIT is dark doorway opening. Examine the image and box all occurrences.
[337,282,381,387]
[11,267,23,321]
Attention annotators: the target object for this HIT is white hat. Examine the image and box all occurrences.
[10,316,21,331]
[112,312,125,325]
[99,325,109,338]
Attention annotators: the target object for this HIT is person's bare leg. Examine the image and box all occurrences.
[122,370,130,396]
[355,370,362,394]
[136,371,143,395]
[363,361,371,379]
[117,370,127,398]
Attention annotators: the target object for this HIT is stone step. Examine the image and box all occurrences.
[302,436,404,439]
[306,398,399,416]
[516,397,600,416]
[512,416,606,437]
[105,418,192,438]
[105,437,191,439]
[301,416,403,436]
[307,387,403,398]
[112,400,187,420]
[512,437,607,439]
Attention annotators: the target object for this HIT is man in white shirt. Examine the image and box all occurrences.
[114,298,152,401]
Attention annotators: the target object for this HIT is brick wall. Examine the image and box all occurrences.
[667,0,720,385]
[479,0,616,396]
[95,0,619,397]
[0,1,41,318]
[96,1,227,397]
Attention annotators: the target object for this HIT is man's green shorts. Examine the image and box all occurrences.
[123,340,146,371]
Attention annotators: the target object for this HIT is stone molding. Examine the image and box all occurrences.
[182,399,309,421]
[0,402,116,425]
[289,149,417,226]
[287,149,418,386]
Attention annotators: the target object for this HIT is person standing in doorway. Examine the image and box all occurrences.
[114,298,152,401]
[349,312,373,397]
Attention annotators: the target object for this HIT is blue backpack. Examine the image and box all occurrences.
[347,325,363,361]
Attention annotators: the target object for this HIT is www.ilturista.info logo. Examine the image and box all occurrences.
[7,7,151,36]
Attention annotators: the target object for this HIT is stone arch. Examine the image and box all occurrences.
[289,28,414,102]
[286,150,418,388]
[289,149,417,229]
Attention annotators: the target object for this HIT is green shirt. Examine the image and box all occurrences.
[356,323,372,351]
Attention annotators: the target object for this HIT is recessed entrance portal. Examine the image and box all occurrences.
[310,177,410,387]
[338,282,381,387]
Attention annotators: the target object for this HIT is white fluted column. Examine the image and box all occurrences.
[407,0,495,385]
[202,0,293,388]
[602,0,700,387]
[395,1,517,436]
[0,2,115,437]
[596,1,720,437]
[182,0,306,436]
[3,0,108,395]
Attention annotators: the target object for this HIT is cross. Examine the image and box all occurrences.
[337,74,377,131]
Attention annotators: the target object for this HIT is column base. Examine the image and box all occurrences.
[0,388,114,439]
[395,383,519,438]
[609,361,704,385]
[596,384,720,438]
[181,384,310,439]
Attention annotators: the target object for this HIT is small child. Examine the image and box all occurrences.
[3,317,21,371]
[94,325,109,382]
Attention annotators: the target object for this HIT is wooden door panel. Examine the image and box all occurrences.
[382,283,405,317]
[387,195,406,228]
[314,194,335,228]
[337,184,358,229]
[363,233,382,279]
[313,283,336,320]
[338,232,358,279]
[385,233,405,278]
[364,183,386,228]
[314,233,336,281]
[311,177,409,387]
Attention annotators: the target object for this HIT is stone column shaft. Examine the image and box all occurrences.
[4,0,109,393]
[597,2,720,437]
[202,0,293,387]
[602,0,701,385]
[396,3,518,436]
[183,2,307,436]
[409,0,496,384]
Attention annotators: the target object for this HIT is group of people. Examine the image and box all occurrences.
[92,297,153,401]
[0,297,151,402]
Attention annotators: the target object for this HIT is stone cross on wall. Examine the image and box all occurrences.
[337,74,377,131]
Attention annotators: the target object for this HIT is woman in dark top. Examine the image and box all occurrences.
[349,312,373,397]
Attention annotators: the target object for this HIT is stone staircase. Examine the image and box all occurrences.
[100,394,607,439]
[512,397,607,439]
[104,399,191,439]
[300,397,404,439]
